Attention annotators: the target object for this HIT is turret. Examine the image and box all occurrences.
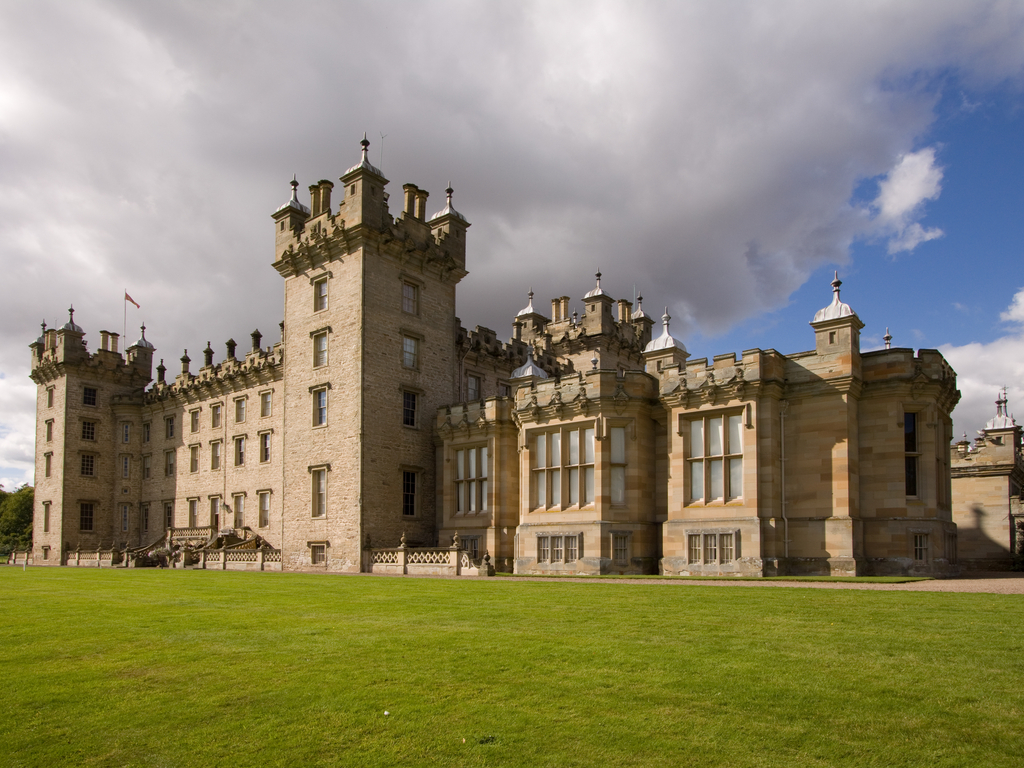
[581,271,615,337]
[428,183,470,267]
[810,272,863,373]
[338,133,389,231]
[642,309,689,374]
[271,177,311,257]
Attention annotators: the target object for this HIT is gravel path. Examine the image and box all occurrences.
[491,572,1024,594]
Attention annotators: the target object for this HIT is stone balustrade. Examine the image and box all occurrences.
[366,545,492,576]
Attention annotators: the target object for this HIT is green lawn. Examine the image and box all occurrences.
[0,569,1021,767]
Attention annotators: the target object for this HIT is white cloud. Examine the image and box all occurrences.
[872,147,945,253]
[944,288,1024,439]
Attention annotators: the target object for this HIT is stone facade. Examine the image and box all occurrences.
[950,392,1024,570]
[29,140,965,576]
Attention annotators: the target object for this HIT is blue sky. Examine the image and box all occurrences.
[1,1,1024,487]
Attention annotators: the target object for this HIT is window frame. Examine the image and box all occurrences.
[165,416,175,440]
[312,387,328,427]
[454,444,489,514]
[402,390,418,428]
[234,435,245,466]
[81,454,95,477]
[210,440,222,470]
[531,425,596,511]
[311,467,328,518]
[905,410,921,498]
[313,276,328,312]
[401,280,419,315]
[467,374,481,401]
[312,331,328,368]
[234,398,246,424]
[164,450,175,476]
[259,431,271,463]
[260,391,272,418]
[685,411,745,505]
[83,387,97,407]
[81,421,96,441]
[402,469,418,517]
[189,444,200,473]
[402,335,419,369]
[232,493,245,529]
[80,502,94,531]
[190,409,200,433]
[211,404,222,429]
[258,490,270,528]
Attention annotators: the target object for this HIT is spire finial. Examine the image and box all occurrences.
[361,132,370,161]
[636,292,643,312]
[68,305,75,323]
[883,327,892,349]
[41,320,47,334]
[595,270,602,289]
[446,181,453,205]
[831,271,842,295]
[289,175,299,202]
[140,323,147,340]
[528,287,534,301]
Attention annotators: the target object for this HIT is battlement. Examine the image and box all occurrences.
[273,138,470,279]
[146,338,283,404]
[29,312,153,387]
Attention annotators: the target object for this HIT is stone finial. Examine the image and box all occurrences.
[883,327,892,349]
[360,132,370,162]
[591,352,599,370]
[452,531,460,549]
[180,350,190,375]
[156,358,166,384]
[226,338,236,360]
[399,531,407,549]
[203,342,214,368]
[251,329,262,352]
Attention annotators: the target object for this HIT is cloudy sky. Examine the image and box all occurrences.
[2,0,1024,488]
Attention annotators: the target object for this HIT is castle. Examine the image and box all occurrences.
[28,138,964,576]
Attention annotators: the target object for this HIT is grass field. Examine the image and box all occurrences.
[1,569,1021,767]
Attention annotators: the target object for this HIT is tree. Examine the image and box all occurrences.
[0,484,34,555]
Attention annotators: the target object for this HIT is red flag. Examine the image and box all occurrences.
[125,292,140,309]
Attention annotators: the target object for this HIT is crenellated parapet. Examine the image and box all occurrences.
[30,312,153,388]
[513,369,656,424]
[436,398,515,442]
[861,347,960,413]
[145,341,283,405]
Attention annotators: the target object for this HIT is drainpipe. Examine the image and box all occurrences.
[780,400,789,561]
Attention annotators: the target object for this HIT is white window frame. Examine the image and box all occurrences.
[531,426,595,511]
[686,412,744,504]
[454,445,489,514]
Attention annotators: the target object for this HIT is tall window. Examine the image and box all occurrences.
[260,432,271,463]
[164,451,175,476]
[312,469,327,517]
[313,389,327,427]
[166,416,175,439]
[121,504,129,532]
[190,410,200,433]
[45,420,53,442]
[235,398,246,423]
[46,387,54,408]
[43,502,50,532]
[688,413,743,503]
[467,375,481,401]
[610,426,626,504]
[233,494,244,528]
[210,497,221,529]
[613,534,629,563]
[44,453,51,477]
[260,391,272,417]
[402,281,418,314]
[141,503,149,533]
[142,455,151,479]
[83,387,97,406]
[402,471,417,516]
[258,491,270,528]
[190,445,200,473]
[122,423,131,443]
[164,502,173,529]
[121,455,130,479]
[234,436,245,466]
[905,412,919,497]
[82,421,95,441]
[913,533,928,562]
[313,332,328,367]
[703,534,718,564]
[455,446,488,513]
[80,502,93,531]
[402,336,418,369]
[81,455,95,476]
[533,431,560,509]
[211,404,222,428]
[211,441,222,470]
[313,277,328,311]
[565,427,595,507]
[188,499,198,527]
[402,391,417,428]
[143,423,151,442]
